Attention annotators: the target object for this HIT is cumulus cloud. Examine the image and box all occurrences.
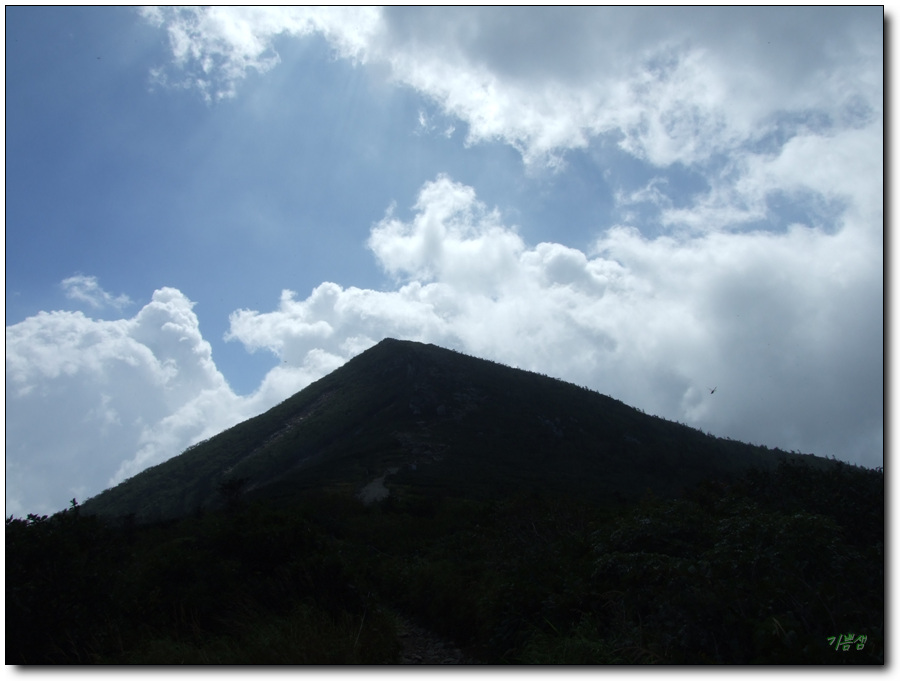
[5,287,261,517]
[227,176,883,469]
[61,274,133,310]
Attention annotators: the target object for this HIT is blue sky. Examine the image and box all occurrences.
[6,7,884,516]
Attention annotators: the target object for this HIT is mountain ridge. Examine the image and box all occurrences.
[81,338,835,521]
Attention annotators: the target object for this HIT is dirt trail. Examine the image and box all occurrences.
[394,615,481,664]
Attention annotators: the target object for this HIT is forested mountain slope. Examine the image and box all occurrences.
[80,338,831,521]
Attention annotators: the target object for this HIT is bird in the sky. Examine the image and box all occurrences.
[708,386,717,395]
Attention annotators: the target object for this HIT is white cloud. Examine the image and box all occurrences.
[141,6,380,102]
[658,122,884,235]
[140,7,882,254]
[368,175,524,292]
[5,287,260,517]
[61,274,133,310]
[228,176,883,469]
[142,7,881,170]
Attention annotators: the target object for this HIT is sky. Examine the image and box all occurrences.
[5,6,885,518]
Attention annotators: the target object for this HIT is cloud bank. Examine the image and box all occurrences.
[6,169,882,516]
[228,175,883,468]
[142,6,881,169]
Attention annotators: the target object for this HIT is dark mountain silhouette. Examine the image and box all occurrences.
[11,338,882,664]
[81,338,830,521]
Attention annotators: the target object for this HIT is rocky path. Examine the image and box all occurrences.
[394,615,481,665]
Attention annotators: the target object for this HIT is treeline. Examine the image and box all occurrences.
[7,460,883,664]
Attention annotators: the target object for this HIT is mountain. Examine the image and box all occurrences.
[81,338,829,521]
[13,338,883,664]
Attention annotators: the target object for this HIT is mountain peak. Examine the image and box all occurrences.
[82,339,829,521]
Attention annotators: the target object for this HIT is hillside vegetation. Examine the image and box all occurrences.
[7,339,883,664]
[7,460,883,663]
